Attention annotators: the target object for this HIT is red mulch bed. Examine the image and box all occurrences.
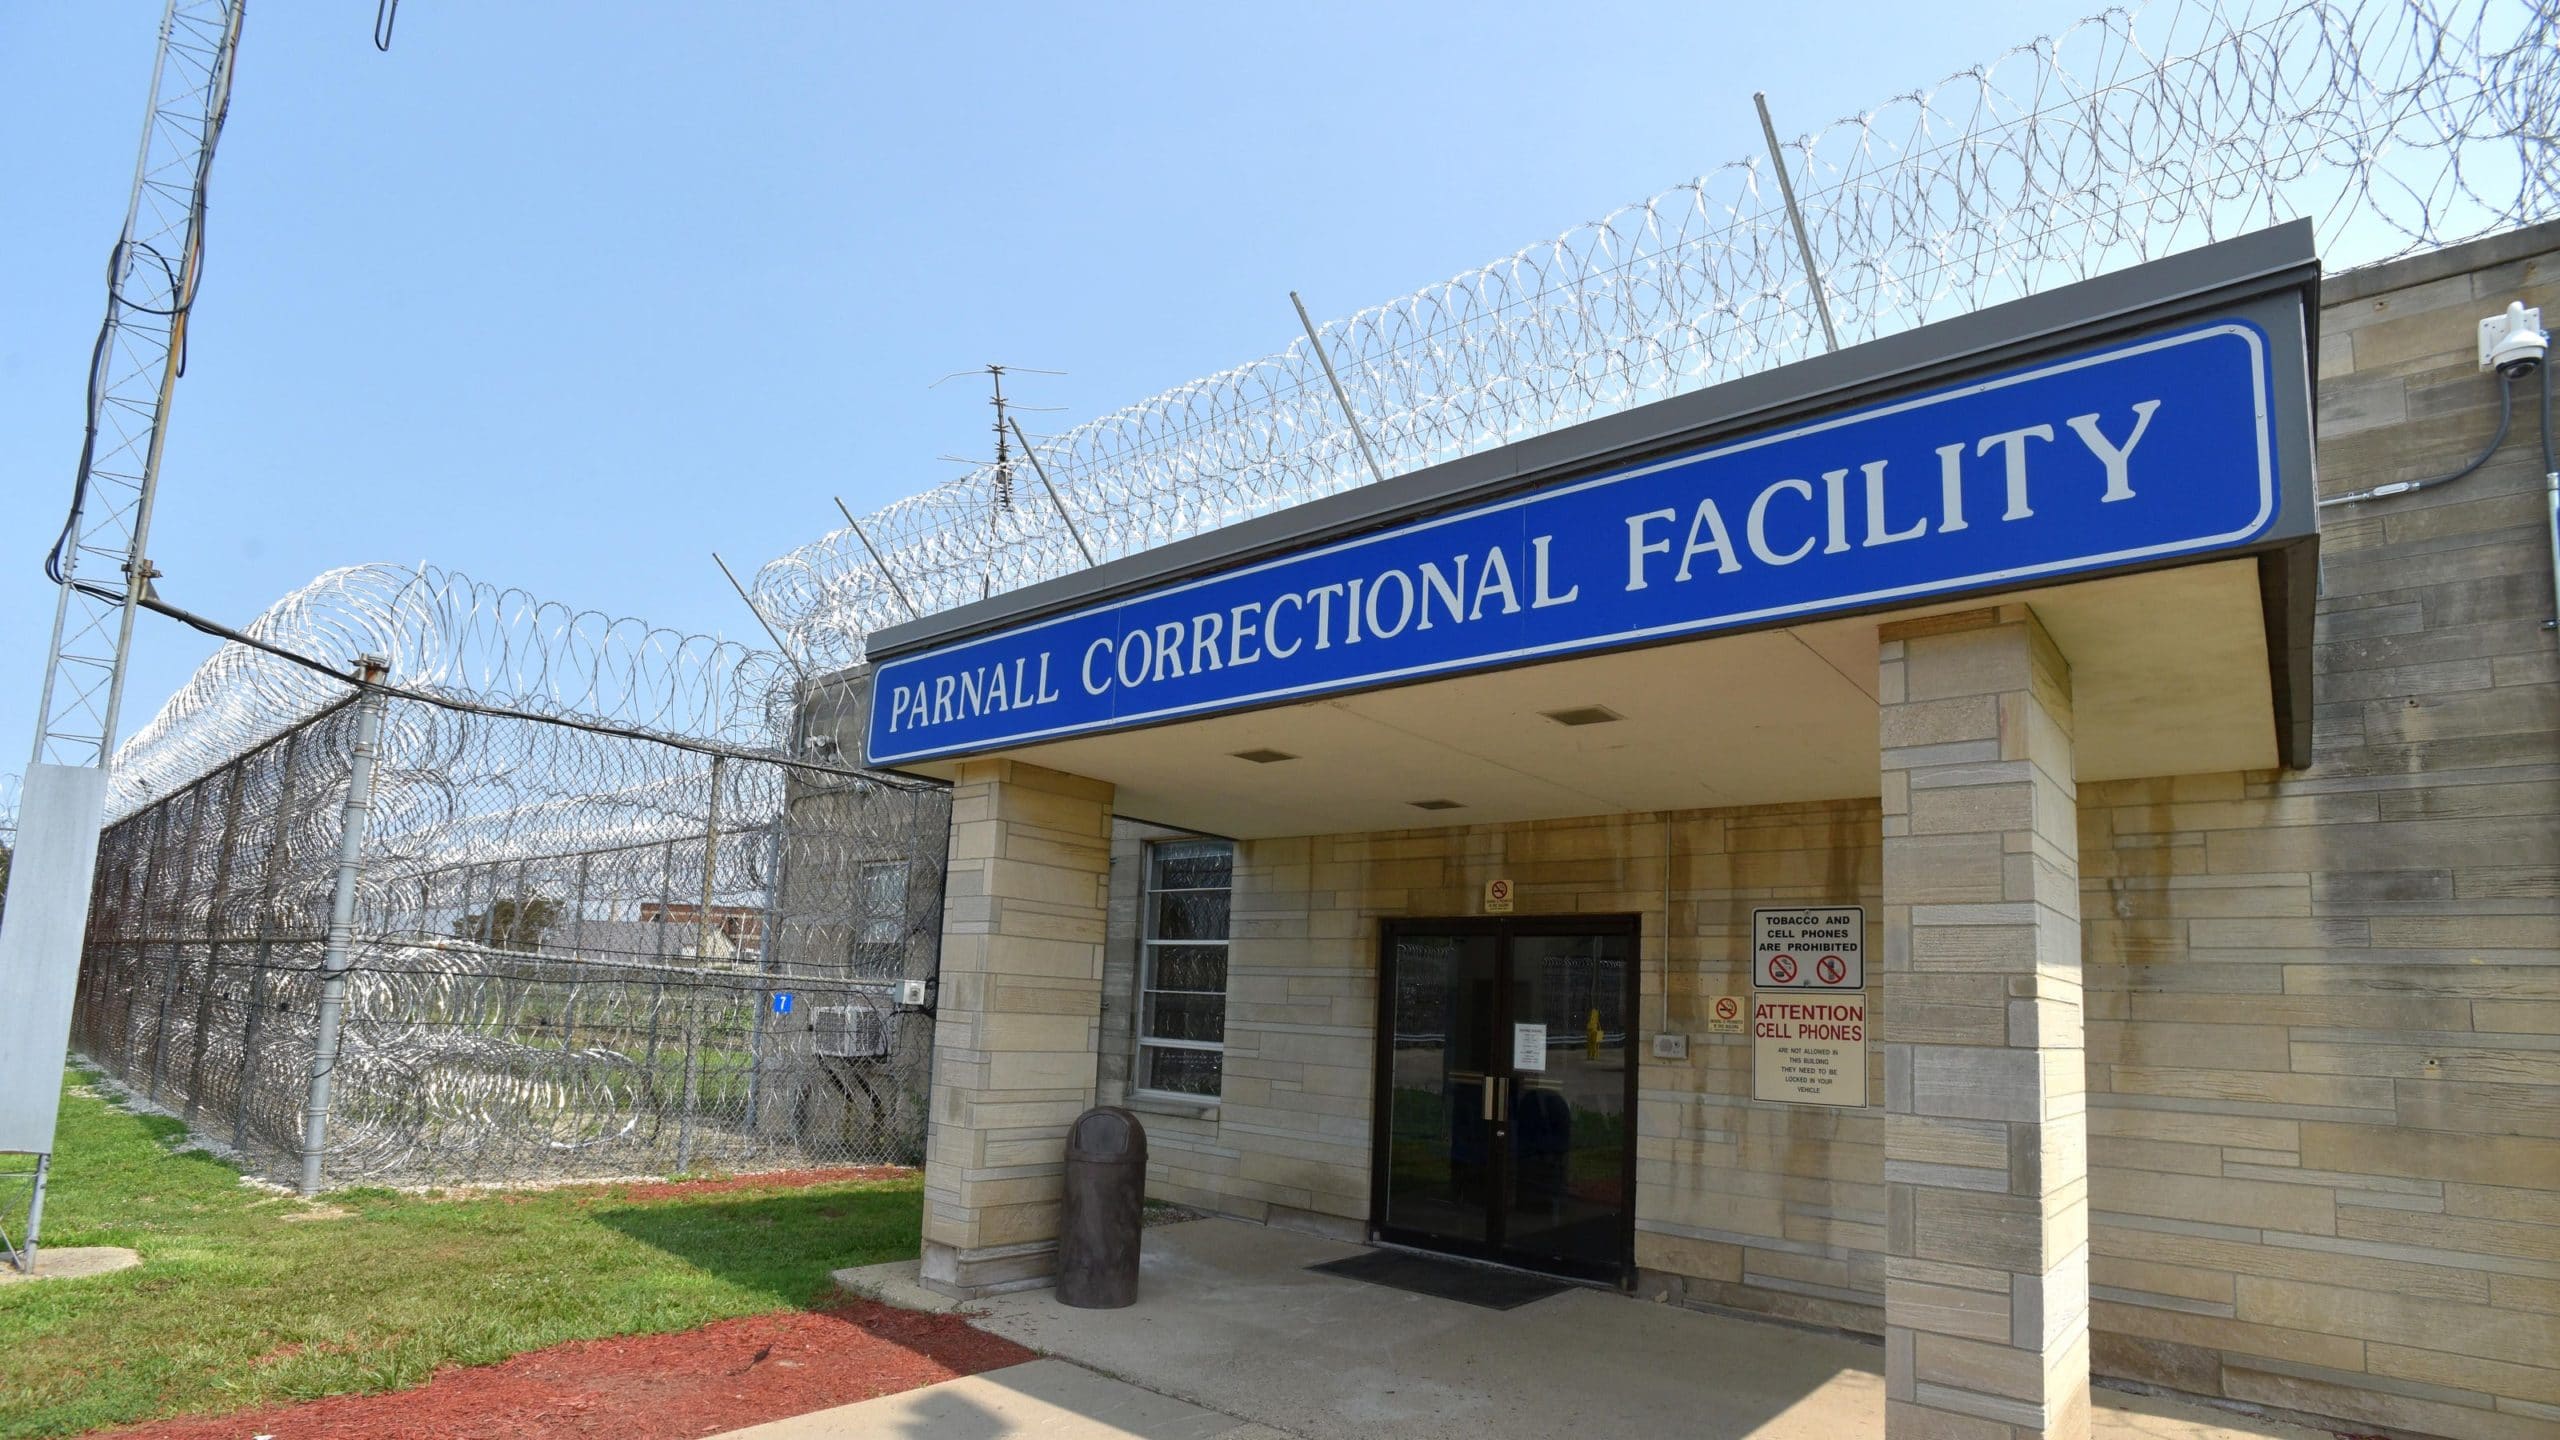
[98,1300,1034,1440]
[611,1166,913,1202]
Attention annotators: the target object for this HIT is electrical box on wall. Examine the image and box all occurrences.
[1652,1033,1690,1060]
[898,978,930,1008]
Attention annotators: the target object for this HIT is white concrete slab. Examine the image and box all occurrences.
[712,1358,1284,1439]
[925,1219,2338,1440]
[0,1245,140,1284]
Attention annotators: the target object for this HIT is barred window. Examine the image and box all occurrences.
[852,859,907,974]
[1138,839,1231,1098]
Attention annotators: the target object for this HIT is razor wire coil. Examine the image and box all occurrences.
[750,0,2557,672]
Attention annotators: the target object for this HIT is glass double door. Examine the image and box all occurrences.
[1373,916,1636,1283]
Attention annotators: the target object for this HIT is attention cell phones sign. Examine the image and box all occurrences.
[1752,993,1869,1107]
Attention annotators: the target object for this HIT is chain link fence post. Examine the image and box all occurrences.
[298,657,390,1196]
[674,755,724,1174]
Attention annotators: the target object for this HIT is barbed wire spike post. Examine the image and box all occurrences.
[674,754,723,1175]
[1754,90,1839,354]
[835,500,923,621]
[1290,291,1392,487]
[298,654,390,1196]
[712,552,809,680]
[1006,416,1099,568]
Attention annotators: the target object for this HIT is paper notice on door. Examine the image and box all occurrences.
[1512,1023,1548,1071]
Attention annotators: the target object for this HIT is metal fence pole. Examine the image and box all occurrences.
[559,851,591,1051]
[674,755,724,1173]
[18,1156,50,1273]
[744,798,786,1132]
[298,660,391,1196]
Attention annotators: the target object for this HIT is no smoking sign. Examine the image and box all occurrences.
[1753,906,1865,990]
[1704,990,1746,1035]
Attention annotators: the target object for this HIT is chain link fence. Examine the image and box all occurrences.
[71,650,948,1189]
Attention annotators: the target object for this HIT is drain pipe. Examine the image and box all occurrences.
[2541,357,2558,635]
[299,654,390,1196]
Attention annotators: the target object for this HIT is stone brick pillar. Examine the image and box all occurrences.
[918,758,1115,1297]
[1877,605,2089,1440]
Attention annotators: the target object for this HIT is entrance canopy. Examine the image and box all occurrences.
[858,225,2322,839]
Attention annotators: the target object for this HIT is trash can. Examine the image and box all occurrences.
[1057,1105,1147,1308]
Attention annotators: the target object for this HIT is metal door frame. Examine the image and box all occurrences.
[1369,913,1641,1286]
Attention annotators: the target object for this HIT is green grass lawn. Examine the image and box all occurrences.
[0,1065,924,1439]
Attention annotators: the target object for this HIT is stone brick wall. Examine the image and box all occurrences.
[2078,223,2560,1438]
[1089,221,2559,1435]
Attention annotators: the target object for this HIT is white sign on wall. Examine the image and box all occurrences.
[1751,992,1868,1107]
[1511,1023,1547,1071]
[1703,986,1747,1035]
[1753,906,1865,989]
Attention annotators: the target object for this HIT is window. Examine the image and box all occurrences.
[852,859,908,974]
[1138,839,1231,1097]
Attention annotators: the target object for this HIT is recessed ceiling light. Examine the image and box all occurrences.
[1541,705,1623,727]
[1408,798,1464,811]
[1231,748,1297,764]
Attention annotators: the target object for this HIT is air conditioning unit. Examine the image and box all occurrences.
[811,1002,892,1061]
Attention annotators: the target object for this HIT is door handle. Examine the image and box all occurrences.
[1494,1075,1510,1124]
[1481,1075,1496,1122]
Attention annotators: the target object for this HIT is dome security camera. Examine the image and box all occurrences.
[2479,301,2548,375]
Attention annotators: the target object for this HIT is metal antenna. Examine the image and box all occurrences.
[934,364,1067,517]
[991,367,1013,512]
[3,0,246,1278]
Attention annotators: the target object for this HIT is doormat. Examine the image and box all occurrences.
[1307,1249,1569,1310]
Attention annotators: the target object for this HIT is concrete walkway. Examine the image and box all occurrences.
[760,1218,2340,1439]
[717,1359,1292,1440]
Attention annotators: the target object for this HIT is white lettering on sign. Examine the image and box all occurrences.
[1752,993,1868,1107]
[1512,1023,1548,1072]
[893,399,2184,739]
[865,317,2292,772]
[1754,906,1865,989]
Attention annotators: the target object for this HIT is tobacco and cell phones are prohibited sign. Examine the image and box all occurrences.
[1753,906,1865,990]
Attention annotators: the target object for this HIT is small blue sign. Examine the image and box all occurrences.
[869,320,2277,766]
[772,992,794,1016]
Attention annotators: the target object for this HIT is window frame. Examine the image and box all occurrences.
[851,858,909,975]
[1135,838,1232,1101]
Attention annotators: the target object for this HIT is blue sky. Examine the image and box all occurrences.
[2,2,2080,759]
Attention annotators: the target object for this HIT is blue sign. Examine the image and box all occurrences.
[772,992,794,1016]
[869,321,2277,766]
